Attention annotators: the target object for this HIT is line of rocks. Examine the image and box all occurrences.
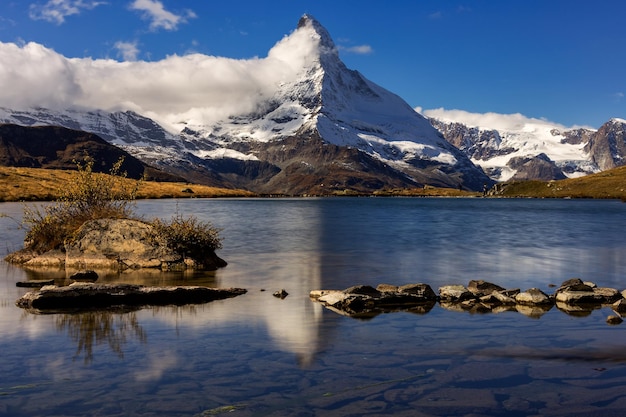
[310,278,626,324]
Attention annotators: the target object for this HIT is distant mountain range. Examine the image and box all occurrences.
[429,117,626,182]
[0,15,624,193]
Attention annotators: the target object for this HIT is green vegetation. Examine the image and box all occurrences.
[15,157,224,257]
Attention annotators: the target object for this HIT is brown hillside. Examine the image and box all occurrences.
[0,124,183,182]
[0,166,254,202]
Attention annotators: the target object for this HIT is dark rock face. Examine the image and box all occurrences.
[16,282,246,312]
[0,123,183,182]
[429,119,511,161]
[507,153,567,181]
[585,119,626,170]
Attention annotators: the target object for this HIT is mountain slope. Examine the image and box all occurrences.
[0,123,183,182]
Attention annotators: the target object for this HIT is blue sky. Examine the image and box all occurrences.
[0,0,624,129]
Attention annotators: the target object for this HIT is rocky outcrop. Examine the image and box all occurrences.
[311,278,626,323]
[585,119,626,170]
[6,218,227,271]
[507,153,567,181]
[16,282,247,312]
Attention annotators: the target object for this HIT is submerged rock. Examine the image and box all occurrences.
[16,279,55,288]
[16,282,247,312]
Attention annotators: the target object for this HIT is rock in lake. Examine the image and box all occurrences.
[554,278,622,305]
[16,282,247,312]
[515,288,552,306]
[6,218,227,271]
[310,283,437,317]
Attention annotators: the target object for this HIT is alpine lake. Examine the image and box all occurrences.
[2,197,626,417]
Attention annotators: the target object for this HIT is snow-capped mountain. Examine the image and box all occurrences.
[172,15,491,192]
[430,116,626,182]
[0,15,492,194]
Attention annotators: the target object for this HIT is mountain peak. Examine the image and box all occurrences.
[296,14,337,57]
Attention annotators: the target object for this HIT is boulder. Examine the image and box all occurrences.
[555,287,621,305]
[612,298,626,314]
[439,285,474,302]
[556,278,594,293]
[515,288,552,306]
[273,289,289,299]
[398,283,438,300]
[467,280,506,297]
[480,291,517,306]
[16,282,247,312]
[69,270,99,282]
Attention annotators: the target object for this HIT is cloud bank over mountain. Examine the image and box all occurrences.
[416,107,589,132]
[0,25,322,131]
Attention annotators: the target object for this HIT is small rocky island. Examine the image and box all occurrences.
[6,218,227,271]
[310,278,626,324]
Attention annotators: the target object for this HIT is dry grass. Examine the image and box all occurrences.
[2,165,626,201]
[373,186,479,197]
[496,165,626,200]
[0,166,255,202]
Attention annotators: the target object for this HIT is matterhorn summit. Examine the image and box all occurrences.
[0,15,491,194]
[175,15,491,193]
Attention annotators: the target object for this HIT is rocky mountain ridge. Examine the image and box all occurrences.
[430,117,626,182]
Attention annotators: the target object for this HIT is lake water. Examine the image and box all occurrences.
[2,197,626,416]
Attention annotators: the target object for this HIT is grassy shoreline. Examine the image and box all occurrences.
[0,166,255,202]
[1,165,626,202]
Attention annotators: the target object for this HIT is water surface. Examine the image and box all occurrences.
[1,198,626,416]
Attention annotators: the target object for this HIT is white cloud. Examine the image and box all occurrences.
[417,107,583,131]
[338,44,373,55]
[114,40,140,61]
[29,0,106,25]
[0,42,82,108]
[0,20,323,130]
[129,0,196,31]
[613,92,624,103]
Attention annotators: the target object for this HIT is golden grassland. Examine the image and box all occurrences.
[495,165,626,200]
[1,165,626,202]
[0,166,255,202]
